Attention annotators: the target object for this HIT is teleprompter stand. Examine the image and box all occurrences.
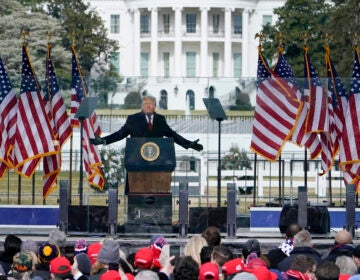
[203,98,227,207]
[74,96,98,206]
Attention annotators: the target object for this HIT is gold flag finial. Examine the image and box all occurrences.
[276,33,285,52]
[71,31,76,46]
[300,32,310,47]
[255,32,265,47]
[323,33,333,48]
[353,33,359,47]
[46,31,53,43]
[21,30,30,45]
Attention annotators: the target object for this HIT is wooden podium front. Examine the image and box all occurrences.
[127,171,172,193]
[125,138,176,193]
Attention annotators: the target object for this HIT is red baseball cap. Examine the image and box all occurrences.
[134,247,154,269]
[87,243,102,265]
[221,258,245,276]
[246,266,277,280]
[50,257,71,274]
[100,270,121,280]
[199,262,219,280]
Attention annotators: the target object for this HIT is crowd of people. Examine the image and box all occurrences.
[0,226,359,280]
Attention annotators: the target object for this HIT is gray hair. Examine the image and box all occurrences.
[335,256,357,275]
[135,270,159,280]
[294,230,312,247]
[142,95,156,104]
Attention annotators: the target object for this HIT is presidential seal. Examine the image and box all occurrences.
[140,141,160,161]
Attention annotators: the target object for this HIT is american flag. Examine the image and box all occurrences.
[250,48,301,161]
[12,45,57,177]
[70,45,104,190]
[42,43,73,199]
[339,47,360,190]
[0,56,17,177]
[304,47,332,173]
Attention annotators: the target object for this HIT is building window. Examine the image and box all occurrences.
[233,53,242,77]
[163,52,170,78]
[140,13,150,33]
[233,15,242,34]
[110,15,120,34]
[212,52,219,77]
[160,90,168,109]
[186,52,196,77]
[109,52,120,73]
[186,90,195,110]
[263,15,272,26]
[213,14,220,33]
[186,13,196,33]
[163,14,170,34]
[141,52,149,77]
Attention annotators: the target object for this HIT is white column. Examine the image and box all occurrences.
[241,9,249,78]
[133,9,141,77]
[224,8,233,77]
[150,8,158,77]
[200,7,209,77]
[173,7,182,77]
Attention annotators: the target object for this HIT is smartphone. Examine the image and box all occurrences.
[169,244,180,257]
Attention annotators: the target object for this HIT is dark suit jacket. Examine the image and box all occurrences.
[103,111,192,149]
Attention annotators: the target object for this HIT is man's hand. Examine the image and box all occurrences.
[90,135,106,145]
[189,139,203,151]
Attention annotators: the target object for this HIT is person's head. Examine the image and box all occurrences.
[222,258,246,277]
[4,234,22,256]
[242,239,260,261]
[334,229,353,245]
[141,96,156,114]
[294,230,312,247]
[48,230,67,250]
[38,243,61,264]
[49,256,72,280]
[87,242,102,265]
[12,251,37,277]
[134,247,154,270]
[200,246,212,264]
[199,262,219,280]
[201,226,221,248]
[289,255,316,279]
[285,224,302,239]
[211,245,233,267]
[335,255,357,275]
[21,239,38,255]
[135,269,159,280]
[184,236,208,265]
[74,238,88,255]
[97,240,120,265]
[100,270,121,280]
[172,256,199,280]
[315,261,340,280]
[72,253,92,276]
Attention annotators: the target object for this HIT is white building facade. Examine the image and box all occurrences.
[87,0,285,110]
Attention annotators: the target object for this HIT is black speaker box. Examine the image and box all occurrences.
[278,205,330,234]
[127,193,172,225]
[68,206,108,233]
[189,207,227,233]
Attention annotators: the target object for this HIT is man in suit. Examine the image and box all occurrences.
[91,95,203,151]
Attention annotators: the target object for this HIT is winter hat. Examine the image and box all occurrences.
[125,273,134,280]
[232,272,257,280]
[48,230,67,248]
[247,266,277,280]
[199,262,220,280]
[50,256,71,274]
[134,247,154,269]
[74,239,88,255]
[97,240,120,264]
[74,253,92,275]
[21,240,39,255]
[87,242,102,265]
[246,257,267,269]
[38,243,60,264]
[100,270,121,280]
[222,258,246,276]
[13,252,34,272]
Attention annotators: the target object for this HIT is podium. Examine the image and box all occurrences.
[125,137,176,193]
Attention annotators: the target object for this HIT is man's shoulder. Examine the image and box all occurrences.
[128,112,144,118]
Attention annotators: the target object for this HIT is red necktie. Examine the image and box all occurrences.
[148,116,153,131]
